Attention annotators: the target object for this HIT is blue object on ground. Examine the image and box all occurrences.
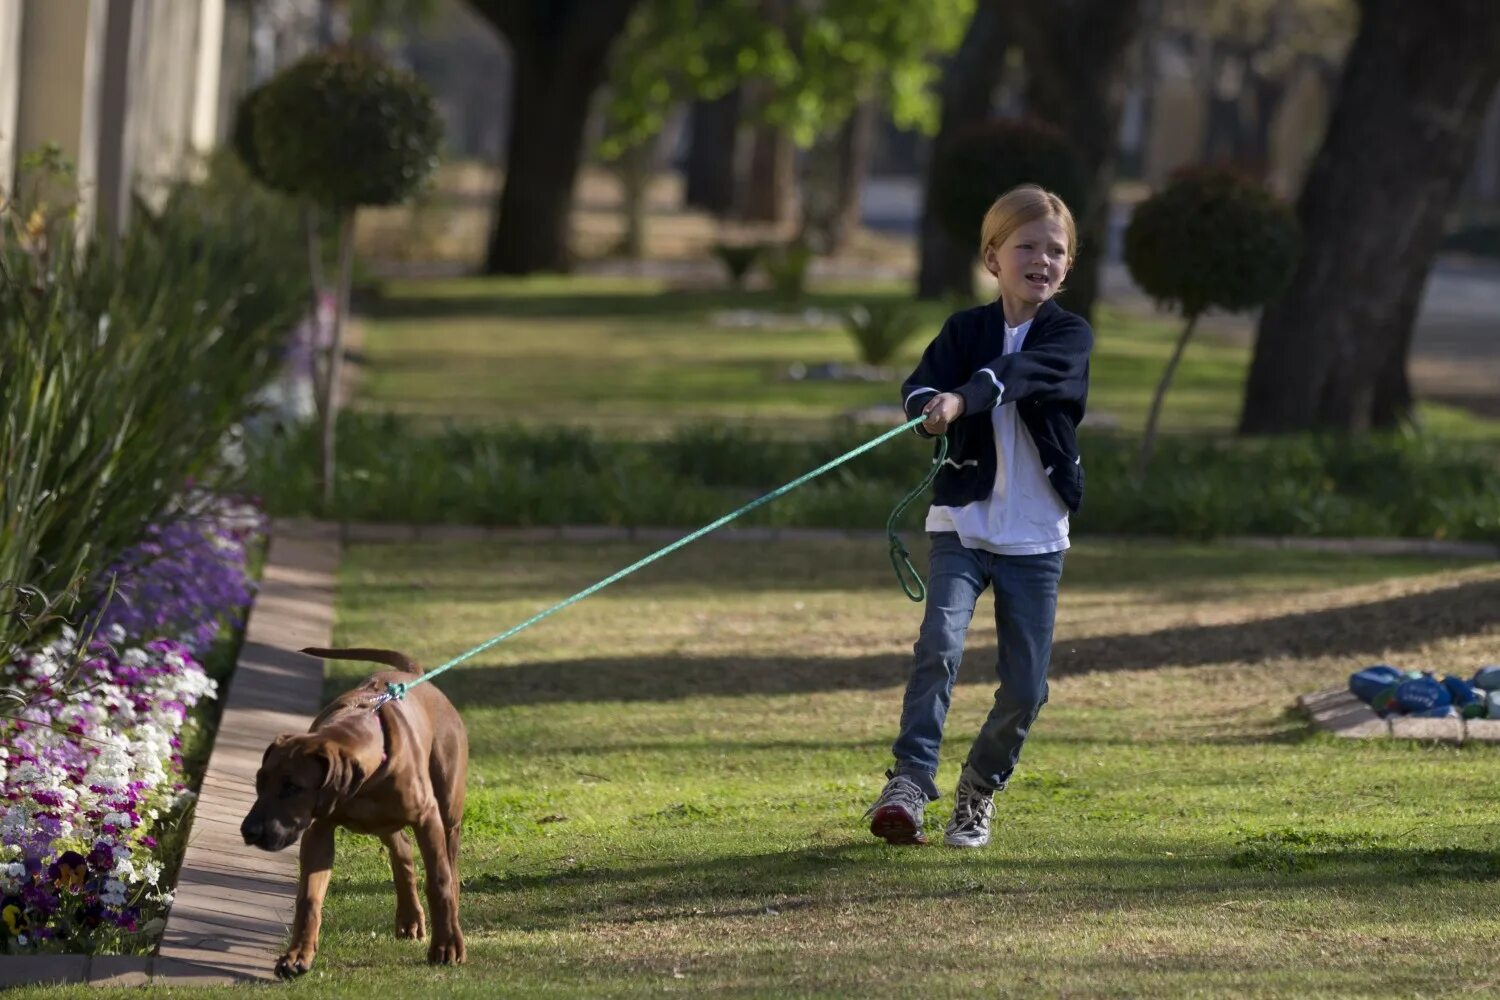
[1394,675,1451,714]
[1349,665,1403,705]
[1472,665,1500,691]
[1434,677,1482,716]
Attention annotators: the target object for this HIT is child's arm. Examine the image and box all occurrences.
[952,317,1092,418]
[900,319,964,437]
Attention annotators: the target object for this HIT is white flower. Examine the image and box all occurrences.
[141,861,162,885]
[101,878,127,906]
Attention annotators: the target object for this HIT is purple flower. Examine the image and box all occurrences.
[87,842,115,872]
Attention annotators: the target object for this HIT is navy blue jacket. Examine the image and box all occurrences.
[900,298,1093,514]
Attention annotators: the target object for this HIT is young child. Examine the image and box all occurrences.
[866,184,1092,848]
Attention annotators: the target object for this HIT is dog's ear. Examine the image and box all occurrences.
[261,733,297,767]
[312,747,366,818]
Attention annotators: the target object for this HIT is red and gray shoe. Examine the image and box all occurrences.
[865,772,928,845]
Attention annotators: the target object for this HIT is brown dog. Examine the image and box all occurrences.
[240,647,468,977]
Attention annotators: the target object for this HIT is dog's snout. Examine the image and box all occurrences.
[241,813,264,846]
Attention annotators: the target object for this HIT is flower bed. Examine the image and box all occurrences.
[0,497,265,954]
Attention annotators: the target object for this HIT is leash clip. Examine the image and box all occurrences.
[369,682,407,713]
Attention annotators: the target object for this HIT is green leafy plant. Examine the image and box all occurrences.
[243,415,1500,544]
[248,47,442,510]
[842,301,923,366]
[1125,165,1300,476]
[711,242,762,289]
[0,155,305,655]
[761,240,812,302]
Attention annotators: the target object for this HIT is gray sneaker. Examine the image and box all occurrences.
[943,769,996,848]
[865,772,928,845]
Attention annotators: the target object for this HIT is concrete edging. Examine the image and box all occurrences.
[0,520,340,990]
[1299,686,1500,744]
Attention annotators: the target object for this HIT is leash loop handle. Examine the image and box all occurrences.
[885,432,948,602]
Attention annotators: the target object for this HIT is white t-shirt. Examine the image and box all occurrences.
[925,318,1071,556]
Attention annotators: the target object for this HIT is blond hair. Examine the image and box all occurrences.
[979,184,1077,273]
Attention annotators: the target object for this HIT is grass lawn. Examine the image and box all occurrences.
[21,536,1498,998]
[355,275,1500,440]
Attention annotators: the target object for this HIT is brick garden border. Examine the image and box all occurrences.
[1300,686,1500,744]
[0,520,339,990]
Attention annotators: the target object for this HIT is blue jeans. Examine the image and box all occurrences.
[891,533,1064,800]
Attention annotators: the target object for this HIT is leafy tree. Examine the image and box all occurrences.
[1239,0,1500,433]
[602,0,972,242]
[1124,166,1298,475]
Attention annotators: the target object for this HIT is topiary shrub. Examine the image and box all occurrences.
[252,48,442,209]
[247,48,442,511]
[929,118,1090,257]
[229,83,276,190]
[1124,164,1300,476]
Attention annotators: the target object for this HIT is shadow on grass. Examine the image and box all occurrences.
[334,841,1500,934]
[432,576,1500,708]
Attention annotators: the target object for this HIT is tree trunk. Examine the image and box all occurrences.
[684,88,741,216]
[799,101,876,254]
[317,211,356,513]
[1004,0,1146,323]
[739,124,795,223]
[1239,0,1500,434]
[830,100,877,253]
[918,0,1009,300]
[1138,312,1198,479]
[618,136,656,258]
[474,0,642,275]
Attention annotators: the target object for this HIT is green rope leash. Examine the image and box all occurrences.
[381,415,947,703]
[887,432,948,602]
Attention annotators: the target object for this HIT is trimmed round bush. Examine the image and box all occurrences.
[929,118,1090,253]
[1124,165,1300,317]
[252,48,442,208]
[230,83,277,189]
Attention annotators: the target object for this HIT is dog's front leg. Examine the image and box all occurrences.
[414,810,465,965]
[380,829,425,940]
[277,819,335,978]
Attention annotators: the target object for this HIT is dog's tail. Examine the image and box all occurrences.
[299,647,423,675]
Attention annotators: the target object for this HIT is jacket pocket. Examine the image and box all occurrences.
[1049,457,1083,514]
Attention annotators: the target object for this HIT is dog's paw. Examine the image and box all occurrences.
[275,949,315,979]
[427,929,465,966]
[396,909,425,940]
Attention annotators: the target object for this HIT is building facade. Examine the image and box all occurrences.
[0,0,320,237]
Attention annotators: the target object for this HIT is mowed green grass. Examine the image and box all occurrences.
[16,538,1494,998]
[353,275,1498,439]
